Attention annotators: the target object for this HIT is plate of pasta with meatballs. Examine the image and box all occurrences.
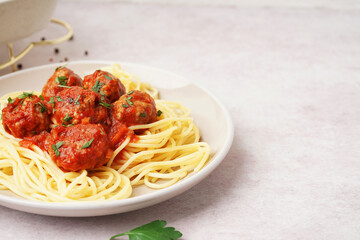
[0,61,233,216]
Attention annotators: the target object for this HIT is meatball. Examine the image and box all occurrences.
[2,93,51,138]
[51,86,111,129]
[48,124,112,171]
[41,66,82,101]
[83,70,126,103]
[112,90,157,126]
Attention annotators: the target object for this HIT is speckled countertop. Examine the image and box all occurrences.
[0,2,359,239]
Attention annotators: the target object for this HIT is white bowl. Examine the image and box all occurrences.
[0,61,234,216]
[0,0,58,44]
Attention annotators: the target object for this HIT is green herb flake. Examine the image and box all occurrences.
[91,79,105,93]
[48,97,55,104]
[39,95,44,101]
[74,95,81,105]
[48,97,56,113]
[81,138,94,149]
[103,73,112,80]
[37,102,48,113]
[100,91,106,101]
[55,96,64,102]
[109,220,182,240]
[55,76,68,86]
[18,92,33,99]
[63,113,72,122]
[99,101,113,109]
[99,127,106,136]
[122,103,129,108]
[7,97,13,104]
[126,96,133,106]
[140,112,146,118]
[157,110,163,117]
[55,64,67,71]
[52,141,63,157]
[127,90,134,95]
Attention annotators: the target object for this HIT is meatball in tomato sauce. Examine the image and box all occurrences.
[2,93,51,138]
[51,86,111,129]
[83,70,126,103]
[112,90,157,126]
[41,66,82,101]
[48,124,112,172]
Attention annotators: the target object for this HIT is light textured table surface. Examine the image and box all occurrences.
[0,2,360,239]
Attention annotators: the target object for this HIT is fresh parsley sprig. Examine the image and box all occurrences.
[110,220,182,240]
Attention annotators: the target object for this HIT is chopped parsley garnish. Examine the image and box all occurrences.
[140,112,146,118]
[122,103,129,108]
[63,113,72,122]
[99,101,113,109]
[48,97,56,113]
[39,95,44,101]
[55,96,64,102]
[81,138,94,149]
[48,97,55,104]
[62,123,74,127]
[18,92,33,99]
[157,110,163,117]
[52,141,63,157]
[7,97,13,103]
[55,76,68,86]
[55,64,67,71]
[127,90,134,95]
[103,73,112,80]
[91,79,104,93]
[99,91,106,101]
[74,95,81,105]
[126,96,133,106]
[99,127,106,135]
[37,102,48,113]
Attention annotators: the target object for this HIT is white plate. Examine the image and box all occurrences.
[0,61,234,217]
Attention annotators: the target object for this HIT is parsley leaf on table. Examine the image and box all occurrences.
[110,220,182,240]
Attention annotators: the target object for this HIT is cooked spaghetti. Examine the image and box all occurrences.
[0,64,210,202]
